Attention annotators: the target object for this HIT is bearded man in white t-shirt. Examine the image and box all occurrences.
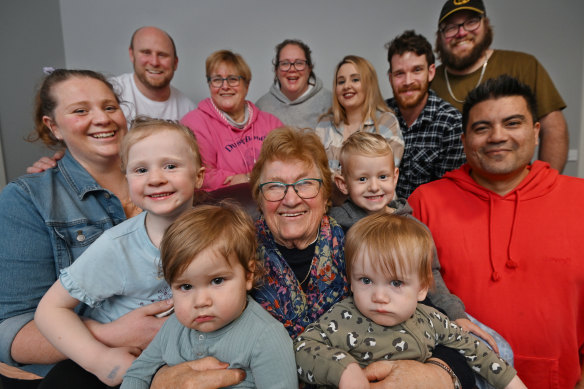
[111,26,195,124]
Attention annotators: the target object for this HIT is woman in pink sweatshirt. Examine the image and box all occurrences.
[181,50,282,191]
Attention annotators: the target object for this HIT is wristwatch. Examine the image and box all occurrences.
[426,359,462,389]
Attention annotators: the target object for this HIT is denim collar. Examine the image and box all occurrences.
[58,151,113,200]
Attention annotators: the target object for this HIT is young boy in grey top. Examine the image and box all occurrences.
[329,132,497,345]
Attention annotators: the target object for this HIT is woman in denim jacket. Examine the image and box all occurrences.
[0,70,170,387]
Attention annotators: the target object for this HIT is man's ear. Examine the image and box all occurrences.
[334,173,349,195]
[173,55,179,71]
[533,121,540,146]
[427,63,436,83]
[129,47,135,64]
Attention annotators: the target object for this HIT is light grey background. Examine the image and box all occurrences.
[1,0,583,187]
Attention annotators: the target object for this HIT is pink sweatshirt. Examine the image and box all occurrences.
[181,98,282,191]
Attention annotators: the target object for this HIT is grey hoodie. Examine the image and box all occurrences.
[256,76,332,130]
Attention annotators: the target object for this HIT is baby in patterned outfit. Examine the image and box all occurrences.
[294,213,526,389]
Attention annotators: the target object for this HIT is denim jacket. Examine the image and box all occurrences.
[0,151,126,374]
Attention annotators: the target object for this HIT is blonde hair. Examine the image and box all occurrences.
[250,126,332,208]
[339,131,395,175]
[345,213,434,289]
[120,116,202,173]
[323,55,391,128]
[160,202,262,286]
[206,49,252,86]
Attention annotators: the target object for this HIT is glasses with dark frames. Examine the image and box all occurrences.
[440,16,482,39]
[207,75,243,88]
[259,178,322,202]
[278,60,308,72]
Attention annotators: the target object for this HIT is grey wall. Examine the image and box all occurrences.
[1,0,583,184]
[0,0,67,185]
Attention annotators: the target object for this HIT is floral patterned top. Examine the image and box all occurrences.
[251,215,349,338]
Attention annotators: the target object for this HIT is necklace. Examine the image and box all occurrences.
[444,53,488,103]
[298,232,320,287]
[299,266,312,287]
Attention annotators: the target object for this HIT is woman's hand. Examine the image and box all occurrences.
[339,363,370,389]
[364,359,454,389]
[88,299,173,350]
[26,150,65,174]
[151,357,246,389]
[453,317,499,354]
[223,173,249,186]
[90,346,141,387]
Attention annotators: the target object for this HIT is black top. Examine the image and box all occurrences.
[276,241,316,290]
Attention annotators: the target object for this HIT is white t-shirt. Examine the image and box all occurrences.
[110,73,195,124]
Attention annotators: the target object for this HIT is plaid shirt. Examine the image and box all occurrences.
[387,90,465,199]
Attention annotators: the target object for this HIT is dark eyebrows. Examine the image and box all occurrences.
[503,114,527,122]
[470,114,528,130]
[470,120,490,130]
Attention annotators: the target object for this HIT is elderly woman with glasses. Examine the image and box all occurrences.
[245,127,476,389]
[256,39,332,129]
[249,127,349,339]
[181,50,282,191]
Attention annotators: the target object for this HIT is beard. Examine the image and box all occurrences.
[392,79,430,109]
[436,21,493,71]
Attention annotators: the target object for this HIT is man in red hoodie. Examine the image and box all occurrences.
[409,75,584,389]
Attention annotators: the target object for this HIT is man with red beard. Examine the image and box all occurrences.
[385,30,465,199]
[111,26,195,123]
[431,0,568,173]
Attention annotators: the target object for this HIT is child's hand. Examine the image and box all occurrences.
[91,346,141,386]
[453,318,499,353]
[339,363,370,389]
[89,299,172,350]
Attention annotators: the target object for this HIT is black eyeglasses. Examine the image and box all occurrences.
[278,60,308,72]
[440,16,482,39]
[259,178,322,202]
[207,75,243,88]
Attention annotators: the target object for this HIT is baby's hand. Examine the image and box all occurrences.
[454,318,499,354]
[91,346,141,386]
[339,363,370,389]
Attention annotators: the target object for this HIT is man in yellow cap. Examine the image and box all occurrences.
[431,0,568,173]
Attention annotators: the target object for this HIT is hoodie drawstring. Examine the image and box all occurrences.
[489,192,520,282]
[505,192,520,269]
[488,195,501,281]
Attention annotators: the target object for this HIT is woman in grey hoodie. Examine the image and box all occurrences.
[256,39,332,130]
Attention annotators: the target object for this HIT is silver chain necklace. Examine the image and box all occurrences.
[444,53,489,103]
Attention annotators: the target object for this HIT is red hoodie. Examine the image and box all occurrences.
[409,161,584,389]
